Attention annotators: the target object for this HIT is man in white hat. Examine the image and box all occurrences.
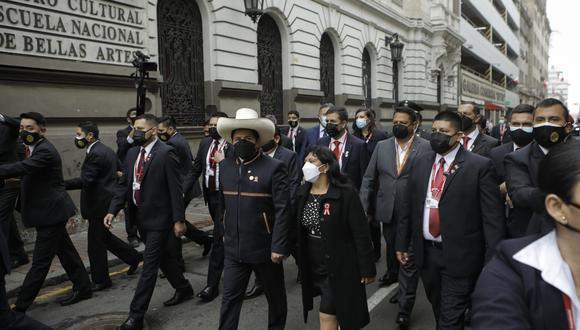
[216,108,290,330]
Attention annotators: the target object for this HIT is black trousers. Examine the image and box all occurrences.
[1,264,53,330]
[124,206,139,241]
[369,220,381,259]
[129,229,191,319]
[382,221,399,277]
[87,218,141,284]
[397,244,419,317]
[219,258,287,330]
[0,186,26,261]
[206,191,224,288]
[15,223,91,311]
[421,244,476,330]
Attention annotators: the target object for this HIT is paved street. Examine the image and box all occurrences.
[8,237,436,329]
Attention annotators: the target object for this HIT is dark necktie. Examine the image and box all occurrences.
[462,137,470,150]
[428,158,445,237]
[134,148,146,206]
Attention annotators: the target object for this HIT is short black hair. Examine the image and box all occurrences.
[78,121,99,139]
[326,106,348,122]
[535,98,570,119]
[434,111,462,131]
[462,102,481,115]
[134,114,158,126]
[288,110,300,118]
[210,112,229,119]
[20,112,46,127]
[539,139,580,202]
[394,107,418,122]
[126,108,137,117]
[159,116,177,129]
[510,104,535,118]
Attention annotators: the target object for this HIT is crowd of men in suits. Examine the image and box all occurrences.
[0,96,574,329]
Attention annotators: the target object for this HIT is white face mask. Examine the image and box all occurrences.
[302,162,322,183]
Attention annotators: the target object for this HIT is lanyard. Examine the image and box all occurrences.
[133,151,146,183]
[365,132,373,143]
[563,293,575,330]
[396,138,414,176]
[430,159,454,200]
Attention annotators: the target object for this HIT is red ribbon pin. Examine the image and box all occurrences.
[323,203,330,216]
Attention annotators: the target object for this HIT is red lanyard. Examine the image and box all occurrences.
[429,160,454,199]
[563,293,575,330]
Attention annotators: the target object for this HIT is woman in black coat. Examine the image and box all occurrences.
[295,145,376,330]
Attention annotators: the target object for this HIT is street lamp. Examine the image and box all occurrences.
[386,33,405,103]
[244,0,264,23]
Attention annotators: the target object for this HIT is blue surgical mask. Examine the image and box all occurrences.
[355,118,368,129]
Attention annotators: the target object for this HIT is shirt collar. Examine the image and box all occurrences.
[435,143,461,166]
[539,145,549,155]
[266,146,277,158]
[467,128,480,140]
[87,140,99,154]
[141,138,158,154]
[331,131,348,144]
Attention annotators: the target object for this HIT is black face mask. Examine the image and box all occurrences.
[208,127,221,140]
[158,132,171,142]
[74,137,88,149]
[461,116,474,131]
[509,129,534,147]
[325,123,342,139]
[261,140,277,152]
[234,140,257,160]
[430,132,456,154]
[288,120,298,128]
[392,124,410,139]
[20,131,41,146]
[133,129,151,146]
[533,124,567,149]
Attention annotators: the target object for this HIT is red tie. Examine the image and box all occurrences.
[332,140,341,160]
[428,158,446,237]
[134,148,146,206]
[462,136,470,150]
[24,146,30,159]
[208,140,219,192]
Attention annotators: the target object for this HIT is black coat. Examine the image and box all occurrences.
[165,132,200,198]
[219,153,290,263]
[489,141,515,182]
[0,139,77,228]
[471,132,500,158]
[295,183,375,330]
[192,137,234,203]
[65,141,122,220]
[279,134,294,151]
[504,142,550,237]
[355,128,389,159]
[396,147,505,277]
[0,220,10,275]
[0,114,20,165]
[281,126,307,162]
[109,140,185,231]
[472,235,570,330]
[317,133,370,190]
[272,146,301,199]
[116,125,133,163]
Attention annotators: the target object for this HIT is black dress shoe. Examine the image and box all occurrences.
[127,254,143,275]
[244,284,263,300]
[396,313,410,329]
[11,256,29,269]
[92,281,112,292]
[202,239,213,257]
[379,273,398,287]
[196,286,219,302]
[117,316,143,330]
[163,286,194,306]
[59,290,92,306]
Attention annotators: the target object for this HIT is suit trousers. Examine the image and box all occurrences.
[397,244,419,317]
[1,266,53,330]
[369,220,381,259]
[0,186,26,261]
[129,229,191,319]
[15,223,91,311]
[206,191,224,288]
[87,218,141,284]
[382,222,399,277]
[421,244,476,330]
[124,206,139,241]
[219,258,287,330]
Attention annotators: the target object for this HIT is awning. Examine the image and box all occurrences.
[484,101,505,111]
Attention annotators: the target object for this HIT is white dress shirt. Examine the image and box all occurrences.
[266,146,277,158]
[287,127,298,151]
[395,137,414,173]
[205,138,226,190]
[319,125,326,138]
[514,230,580,329]
[132,138,158,205]
[329,132,348,169]
[422,144,461,242]
[462,128,480,151]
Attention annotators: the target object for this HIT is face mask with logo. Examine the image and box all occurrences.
[208,127,221,140]
[355,118,368,129]
[288,120,298,128]
[158,132,171,142]
[234,140,257,160]
[320,116,327,128]
[430,132,455,154]
[325,123,342,139]
[533,123,567,149]
[302,162,323,183]
[74,136,88,149]
[20,130,41,146]
[392,124,410,139]
[509,126,533,147]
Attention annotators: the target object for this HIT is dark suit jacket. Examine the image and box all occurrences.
[192,137,234,203]
[489,141,515,182]
[279,134,293,151]
[116,125,133,163]
[491,123,512,144]
[165,132,199,198]
[109,140,185,231]
[472,235,569,330]
[360,137,431,224]
[356,129,389,159]
[396,147,505,277]
[471,132,499,158]
[272,146,300,199]
[0,222,10,274]
[0,114,20,165]
[0,139,77,228]
[281,126,307,161]
[305,124,324,148]
[317,133,370,190]
[65,142,121,220]
[504,142,549,237]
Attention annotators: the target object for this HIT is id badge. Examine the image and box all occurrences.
[133,182,141,191]
[426,197,439,209]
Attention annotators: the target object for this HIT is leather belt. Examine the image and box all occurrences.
[424,239,442,249]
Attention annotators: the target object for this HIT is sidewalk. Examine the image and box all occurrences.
[5,197,212,299]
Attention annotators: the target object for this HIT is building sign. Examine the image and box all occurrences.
[0,0,148,66]
[461,70,506,105]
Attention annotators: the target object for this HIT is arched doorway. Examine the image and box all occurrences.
[362,48,372,108]
[320,33,335,104]
[257,15,283,123]
[157,0,205,126]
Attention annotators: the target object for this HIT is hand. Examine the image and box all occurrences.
[396,251,409,265]
[66,217,77,232]
[104,213,115,229]
[271,252,287,264]
[214,150,225,163]
[361,277,375,285]
[499,182,508,196]
[174,221,187,237]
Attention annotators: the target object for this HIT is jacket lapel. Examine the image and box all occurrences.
[471,133,483,153]
[530,142,545,186]
[397,138,420,177]
[341,134,353,170]
[386,139,397,176]
[441,147,466,200]
[539,278,568,329]
[141,141,160,181]
[419,152,436,202]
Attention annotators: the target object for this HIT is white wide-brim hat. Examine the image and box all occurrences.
[217,108,275,146]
